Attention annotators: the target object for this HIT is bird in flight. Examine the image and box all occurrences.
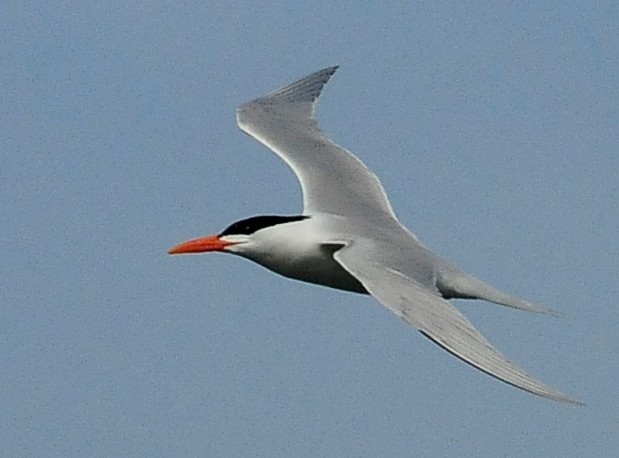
[169,66,580,404]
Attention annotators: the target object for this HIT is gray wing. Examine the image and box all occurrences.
[236,66,398,222]
[333,241,581,404]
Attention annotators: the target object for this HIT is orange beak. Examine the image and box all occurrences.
[168,235,235,255]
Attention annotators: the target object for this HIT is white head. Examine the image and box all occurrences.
[168,215,309,258]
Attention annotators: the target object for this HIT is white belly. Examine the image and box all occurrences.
[254,243,367,293]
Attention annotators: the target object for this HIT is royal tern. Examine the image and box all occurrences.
[169,66,580,404]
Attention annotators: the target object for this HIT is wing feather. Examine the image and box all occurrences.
[333,242,582,404]
[236,67,397,221]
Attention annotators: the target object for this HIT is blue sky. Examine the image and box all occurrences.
[2,1,618,456]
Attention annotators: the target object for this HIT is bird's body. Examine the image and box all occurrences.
[169,66,581,404]
[230,214,368,294]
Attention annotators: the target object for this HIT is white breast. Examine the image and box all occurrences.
[228,216,367,294]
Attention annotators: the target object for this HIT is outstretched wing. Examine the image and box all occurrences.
[333,241,581,404]
[236,67,397,223]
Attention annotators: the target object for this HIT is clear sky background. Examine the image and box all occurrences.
[2,1,618,457]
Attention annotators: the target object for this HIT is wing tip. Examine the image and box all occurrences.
[263,65,340,105]
[236,66,340,125]
[419,330,584,405]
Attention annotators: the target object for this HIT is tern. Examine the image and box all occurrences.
[169,66,580,404]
